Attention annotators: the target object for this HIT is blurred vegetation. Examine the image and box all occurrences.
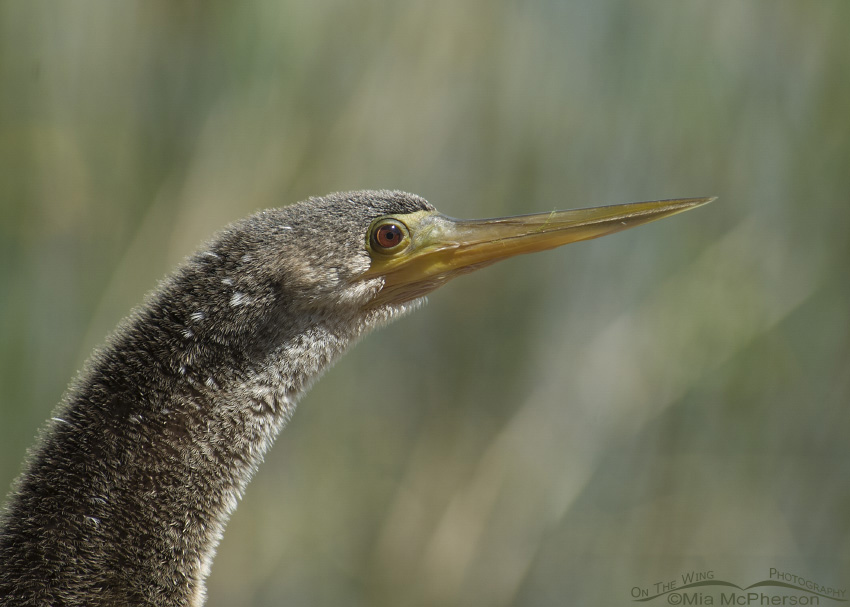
[2,1,849,605]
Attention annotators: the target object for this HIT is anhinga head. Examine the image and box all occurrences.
[231,190,712,327]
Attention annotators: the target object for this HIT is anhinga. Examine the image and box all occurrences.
[0,190,711,606]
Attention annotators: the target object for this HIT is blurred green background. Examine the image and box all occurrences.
[2,1,848,605]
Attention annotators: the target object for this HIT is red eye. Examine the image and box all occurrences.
[371,221,408,252]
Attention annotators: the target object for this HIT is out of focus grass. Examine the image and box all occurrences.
[2,2,849,605]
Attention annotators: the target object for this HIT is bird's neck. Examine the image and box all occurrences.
[175,320,365,605]
[0,302,371,606]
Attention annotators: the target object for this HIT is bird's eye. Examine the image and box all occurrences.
[370,219,409,253]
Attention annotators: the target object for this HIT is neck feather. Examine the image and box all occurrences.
[0,273,417,606]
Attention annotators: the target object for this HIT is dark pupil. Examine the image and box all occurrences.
[378,225,401,247]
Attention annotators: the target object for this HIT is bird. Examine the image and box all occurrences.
[0,190,711,606]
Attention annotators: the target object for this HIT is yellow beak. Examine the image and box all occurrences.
[366,197,714,305]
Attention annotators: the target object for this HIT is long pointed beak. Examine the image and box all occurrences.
[366,197,714,305]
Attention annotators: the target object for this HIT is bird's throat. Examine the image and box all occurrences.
[0,296,410,606]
